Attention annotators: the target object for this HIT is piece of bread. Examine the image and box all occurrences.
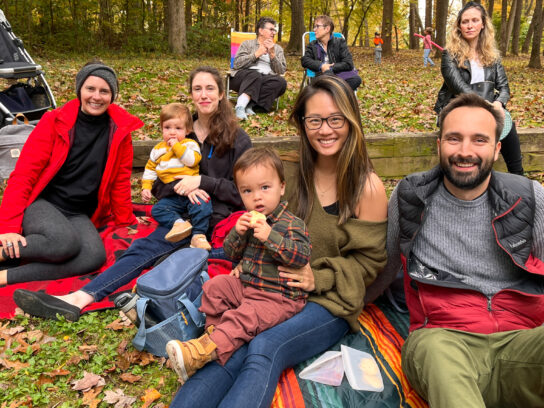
[249,210,266,227]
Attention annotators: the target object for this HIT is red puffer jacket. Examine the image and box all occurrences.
[0,99,143,234]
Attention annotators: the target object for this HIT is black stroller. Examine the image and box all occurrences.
[0,8,56,127]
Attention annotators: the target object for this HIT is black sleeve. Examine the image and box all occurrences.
[301,42,323,72]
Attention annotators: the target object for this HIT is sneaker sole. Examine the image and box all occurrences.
[165,226,192,243]
[166,341,189,384]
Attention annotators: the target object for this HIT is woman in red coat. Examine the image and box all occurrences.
[0,61,143,285]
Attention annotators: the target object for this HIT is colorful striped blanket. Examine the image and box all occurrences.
[272,299,427,408]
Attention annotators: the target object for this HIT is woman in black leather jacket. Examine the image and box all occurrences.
[434,1,523,175]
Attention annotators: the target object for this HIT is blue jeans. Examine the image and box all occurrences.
[81,226,189,301]
[424,49,435,66]
[151,196,212,234]
[170,302,349,408]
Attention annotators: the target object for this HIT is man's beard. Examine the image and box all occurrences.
[440,154,494,190]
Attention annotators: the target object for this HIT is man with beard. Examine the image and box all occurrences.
[375,93,544,408]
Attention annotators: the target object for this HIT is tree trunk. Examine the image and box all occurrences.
[364,18,369,47]
[511,0,523,54]
[287,0,304,53]
[99,0,113,46]
[242,0,250,31]
[499,0,508,55]
[528,0,543,67]
[487,0,495,18]
[185,0,192,29]
[434,0,448,57]
[381,0,394,56]
[409,0,419,49]
[504,0,519,53]
[425,0,433,28]
[167,0,186,55]
[278,0,283,42]
[522,8,536,52]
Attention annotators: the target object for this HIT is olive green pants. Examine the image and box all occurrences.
[401,326,544,408]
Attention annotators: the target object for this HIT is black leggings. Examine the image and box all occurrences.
[500,122,524,175]
[3,199,106,284]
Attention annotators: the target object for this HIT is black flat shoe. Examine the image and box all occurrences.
[13,289,81,321]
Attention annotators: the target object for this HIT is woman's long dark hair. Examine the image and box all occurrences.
[189,66,239,157]
[288,76,373,224]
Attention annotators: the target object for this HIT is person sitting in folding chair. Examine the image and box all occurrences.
[301,15,362,91]
[230,17,287,121]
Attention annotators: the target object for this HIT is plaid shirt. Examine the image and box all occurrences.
[223,201,311,300]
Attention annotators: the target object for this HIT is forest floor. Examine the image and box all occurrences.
[26,48,544,141]
[0,49,543,408]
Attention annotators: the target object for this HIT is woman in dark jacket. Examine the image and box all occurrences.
[301,15,361,91]
[434,1,523,174]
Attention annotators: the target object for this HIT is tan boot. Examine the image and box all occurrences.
[190,234,211,250]
[166,332,217,384]
[165,221,192,242]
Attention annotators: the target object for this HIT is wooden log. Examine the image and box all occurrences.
[132,128,544,177]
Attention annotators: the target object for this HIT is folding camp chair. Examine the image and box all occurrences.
[225,29,280,110]
[300,31,345,91]
[225,29,257,103]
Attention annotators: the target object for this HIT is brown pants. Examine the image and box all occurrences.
[200,274,305,365]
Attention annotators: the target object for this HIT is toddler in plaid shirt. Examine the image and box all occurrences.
[166,147,311,384]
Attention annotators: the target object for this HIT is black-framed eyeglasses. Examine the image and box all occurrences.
[302,115,346,130]
[313,24,327,30]
[264,26,277,34]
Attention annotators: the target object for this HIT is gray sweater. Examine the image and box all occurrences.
[366,178,544,303]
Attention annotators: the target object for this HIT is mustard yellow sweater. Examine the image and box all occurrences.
[142,138,201,190]
[283,162,387,331]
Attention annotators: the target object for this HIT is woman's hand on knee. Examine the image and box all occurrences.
[0,233,27,259]
[278,263,315,292]
[187,189,209,205]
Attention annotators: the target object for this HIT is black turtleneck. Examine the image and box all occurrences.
[41,109,110,216]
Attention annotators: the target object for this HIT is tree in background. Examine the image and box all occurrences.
[167,0,186,55]
[287,0,305,53]
[528,0,543,67]
[381,0,394,56]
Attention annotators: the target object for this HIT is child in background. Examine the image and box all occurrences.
[142,103,212,249]
[423,27,436,67]
[373,32,383,64]
[166,147,311,384]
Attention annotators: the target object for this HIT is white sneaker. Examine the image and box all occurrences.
[235,106,248,120]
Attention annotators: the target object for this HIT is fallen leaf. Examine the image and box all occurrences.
[120,372,142,383]
[43,369,71,377]
[71,371,106,392]
[141,388,161,408]
[106,318,132,330]
[82,386,103,408]
[8,326,25,336]
[116,339,129,355]
[103,388,137,408]
[0,358,30,372]
[78,345,98,353]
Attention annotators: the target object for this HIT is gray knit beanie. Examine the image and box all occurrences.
[75,63,119,102]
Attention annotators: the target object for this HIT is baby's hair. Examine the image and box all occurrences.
[233,147,285,186]
[160,103,193,131]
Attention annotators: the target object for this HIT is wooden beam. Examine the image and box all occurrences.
[132,128,544,177]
